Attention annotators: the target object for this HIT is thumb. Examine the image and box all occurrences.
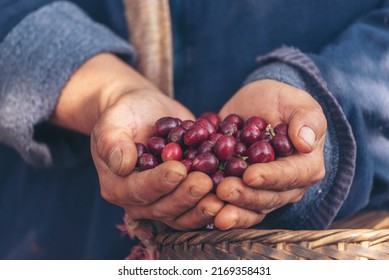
[91,119,138,177]
[287,107,327,153]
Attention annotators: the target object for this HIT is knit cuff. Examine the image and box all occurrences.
[0,1,136,166]
[245,46,356,229]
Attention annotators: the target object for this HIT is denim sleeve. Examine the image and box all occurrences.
[245,8,389,229]
[0,1,136,166]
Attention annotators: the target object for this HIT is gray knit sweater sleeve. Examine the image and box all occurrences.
[244,47,356,229]
[0,1,136,166]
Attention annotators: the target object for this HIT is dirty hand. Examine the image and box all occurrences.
[214,79,327,229]
[52,53,224,230]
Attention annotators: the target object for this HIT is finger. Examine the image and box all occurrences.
[122,160,187,205]
[243,151,325,191]
[91,108,139,176]
[214,204,266,230]
[286,105,327,153]
[148,171,213,220]
[169,193,225,230]
[217,177,306,212]
[97,159,186,206]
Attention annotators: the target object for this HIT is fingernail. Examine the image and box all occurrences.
[202,209,217,218]
[190,186,205,198]
[261,207,277,214]
[108,147,122,173]
[222,221,236,230]
[165,170,184,184]
[298,126,316,149]
[249,175,264,187]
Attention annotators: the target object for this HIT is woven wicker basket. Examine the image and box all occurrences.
[156,211,389,260]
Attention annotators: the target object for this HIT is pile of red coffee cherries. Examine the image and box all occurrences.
[135,112,294,190]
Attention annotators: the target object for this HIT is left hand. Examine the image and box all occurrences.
[213,79,327,229]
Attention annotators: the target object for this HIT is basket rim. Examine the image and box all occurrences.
[156,228,389,248]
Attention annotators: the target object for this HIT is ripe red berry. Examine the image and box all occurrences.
[235,130,242,141]
[211,169,225,192]
[271,134,294,157]
[217,120,237,136]
[214,135,236,161]
[137,153,158,170]
[196,117,216,135]
[167,126,186,145]
[258,131,272,142]
[192,153,219,174]
[174,118,182,126]
[273,123,288,135]
[208,133,223,144]
[224,114,244,130]
[180,120,195,130]
[240,123,261,145]
[245,116,267,131]
[154,117,179,137]
[247,140,275,163]
[161,142,183,162]
[198,140,215,155]
[147,136,166,156]
[135,143,147,158]
[225,157,248,177]
[181,158,193,173]
[200,112,221,128]
[184,148,198,160]
[234,141,248,157]
[183,124,210,147]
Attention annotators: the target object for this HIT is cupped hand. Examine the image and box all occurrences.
[53,53,224,230]
[90,88,224,230]
[214,79,327,229]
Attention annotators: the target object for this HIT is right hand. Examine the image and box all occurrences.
[90,89,224,230]
[52,53,224,230]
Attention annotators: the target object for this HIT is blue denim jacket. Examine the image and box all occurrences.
[1,0,388,259]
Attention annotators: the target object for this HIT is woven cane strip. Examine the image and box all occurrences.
[157,229,389,260]
[250,242,299,260]
[123,0,173,96]
[313,245,360,260]
[373,243,389,254]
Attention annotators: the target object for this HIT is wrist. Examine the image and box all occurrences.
[51,53,157,134]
